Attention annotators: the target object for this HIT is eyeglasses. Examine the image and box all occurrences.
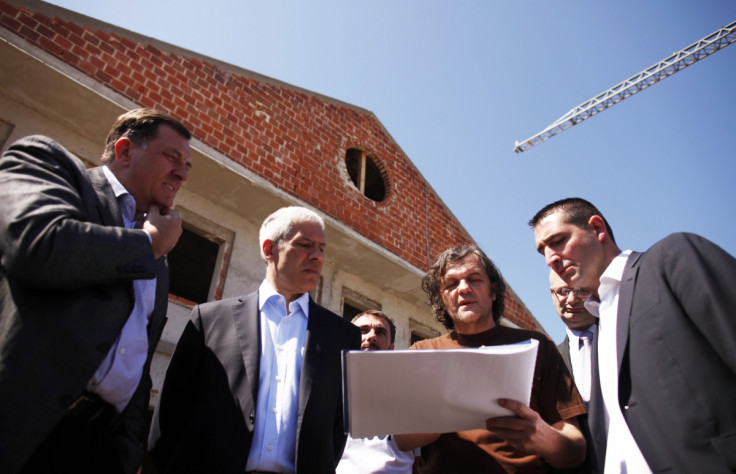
[551,287,593,300]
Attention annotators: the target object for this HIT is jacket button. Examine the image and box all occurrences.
[249,413,255,424]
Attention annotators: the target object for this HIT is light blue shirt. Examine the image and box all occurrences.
[246,280,309,474]
[87,166,156,413]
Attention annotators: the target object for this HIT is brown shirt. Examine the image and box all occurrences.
[411,325,585,474]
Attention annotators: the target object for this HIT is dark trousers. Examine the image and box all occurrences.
[20,395,125,474]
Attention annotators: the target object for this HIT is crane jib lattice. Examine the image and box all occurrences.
[514,20,736,153]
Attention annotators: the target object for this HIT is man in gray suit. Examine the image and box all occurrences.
[149,206,361,473]
[531,197,736,473]
[0,108,192,474]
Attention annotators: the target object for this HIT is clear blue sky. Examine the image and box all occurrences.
[47,0,736,343]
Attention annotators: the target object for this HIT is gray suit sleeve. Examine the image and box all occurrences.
[0,135,155,290]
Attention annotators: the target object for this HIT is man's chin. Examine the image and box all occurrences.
[155,199,175,210]
[558,267,578,285]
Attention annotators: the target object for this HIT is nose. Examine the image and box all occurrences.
[173,160,190,182]
[457,279,471,293]
[308,245,324,261]
[544,247,561,270]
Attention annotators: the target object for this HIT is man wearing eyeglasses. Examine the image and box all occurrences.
[550,270,598,474]
[549,271,597,404]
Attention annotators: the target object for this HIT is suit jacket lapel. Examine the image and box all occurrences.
[559,336,573,376]
[147,257,169,349]
[87,167,124,227]
[617,252,641,371]
[233,292,261,409]
[588,319,606,466]
[298,298,324,426]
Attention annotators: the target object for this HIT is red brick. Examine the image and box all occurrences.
[35,22,54,38]
[0,2,19,16]
[78,59,96,77]
[0,15,21,32]
[81,28,99,46]
[60,18,84,36]
[59,48,80,65]
[72,44,89,60]
[92,29,109,42]
[68,31,85,47]
[18,24,38,41]
[89,55,105,70]
[126,86,141,101]
[98,40,114,55]
[17,11,37,29]
[103,63,121,78]
[94,68,112,83]
[49,21,69,37]
[118,35,136,49]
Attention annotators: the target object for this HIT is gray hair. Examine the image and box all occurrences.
[259,206,325,260]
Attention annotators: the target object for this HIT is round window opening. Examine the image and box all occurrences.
[345,148,388,202]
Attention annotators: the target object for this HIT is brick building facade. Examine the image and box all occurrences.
[0,0,545,396]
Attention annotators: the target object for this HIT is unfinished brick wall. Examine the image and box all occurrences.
[0,1,539,330]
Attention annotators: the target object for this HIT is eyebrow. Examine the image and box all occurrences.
[536,232,561,254]
[165,147,193,170]
[359,324,387,332]
[296,237,324,243]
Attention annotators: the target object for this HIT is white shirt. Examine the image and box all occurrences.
[565,324,596,403]
[246,281,309,474]
[587,250,651,474]
[87,166,155,413]
[337,435,415,474]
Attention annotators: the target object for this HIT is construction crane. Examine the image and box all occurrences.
[514,20,736,153]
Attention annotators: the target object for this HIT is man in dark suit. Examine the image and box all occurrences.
[550,270,598,474]
[531,197,736,473]
[0,108,192,474]
[550,270,596,405]
[149,206,361,473]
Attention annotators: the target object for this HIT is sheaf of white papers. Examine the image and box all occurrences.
[343,339,539,438]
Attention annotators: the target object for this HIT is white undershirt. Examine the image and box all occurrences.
[589,250,651,473]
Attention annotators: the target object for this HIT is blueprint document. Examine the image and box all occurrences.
[342,339,539,438]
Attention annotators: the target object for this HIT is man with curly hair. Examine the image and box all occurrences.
[394,245,586,473]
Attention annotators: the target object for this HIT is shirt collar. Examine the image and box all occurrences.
[600,250,633,286]
[567,324,596,339]
[584,250,632,317]
[101,165,131,199]
[258,280,311,318]
[102,166,137,225]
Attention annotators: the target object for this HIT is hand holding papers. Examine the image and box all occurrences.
[343,339,539,438]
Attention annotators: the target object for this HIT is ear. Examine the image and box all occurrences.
[113,137,134,167]
[588,215,608,242]
[262,239,276,261]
